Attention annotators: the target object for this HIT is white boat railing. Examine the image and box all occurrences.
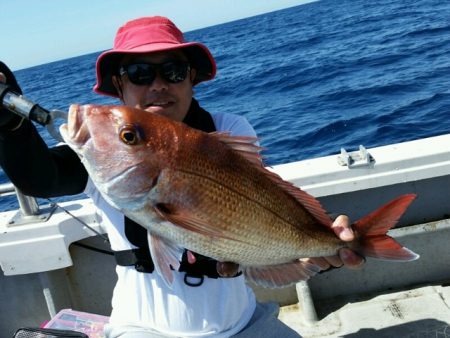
[0,182,16,195]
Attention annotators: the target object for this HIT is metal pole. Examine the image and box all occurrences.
[39,272,57,318]
[296,281,319,323]
[14,188,40,216]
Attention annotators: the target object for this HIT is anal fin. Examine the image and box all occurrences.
[244,260,322,288]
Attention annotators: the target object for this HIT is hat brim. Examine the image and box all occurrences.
[94,42,216,97]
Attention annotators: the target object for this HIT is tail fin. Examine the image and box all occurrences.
[352,194,419,261]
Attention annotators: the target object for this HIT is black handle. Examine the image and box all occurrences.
[0,82,51,126]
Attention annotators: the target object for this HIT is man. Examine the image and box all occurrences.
[0,16,362,337]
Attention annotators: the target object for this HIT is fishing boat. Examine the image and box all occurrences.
[1,130,449,337]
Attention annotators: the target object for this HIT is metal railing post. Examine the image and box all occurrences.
[14,187,40,216]
[0,182,54,226]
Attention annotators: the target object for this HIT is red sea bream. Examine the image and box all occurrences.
[59,104,419,288]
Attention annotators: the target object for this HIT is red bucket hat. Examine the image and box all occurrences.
[94,16,217,97]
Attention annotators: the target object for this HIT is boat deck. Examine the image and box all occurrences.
[280,283,450,337]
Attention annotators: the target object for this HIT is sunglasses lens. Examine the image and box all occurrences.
[126,64,156,85]
[161,62,189,83]
[121,61,190,86]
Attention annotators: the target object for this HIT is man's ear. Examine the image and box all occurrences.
[112,76,124,101]
[189,68,197,84]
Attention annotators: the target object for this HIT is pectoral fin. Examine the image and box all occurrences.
[147,231,182,287]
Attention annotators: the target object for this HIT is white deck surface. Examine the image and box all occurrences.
[280,284,450,337]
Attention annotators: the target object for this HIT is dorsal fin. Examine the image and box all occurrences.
[210,132,264,165]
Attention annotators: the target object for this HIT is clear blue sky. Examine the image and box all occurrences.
[1,0,315,71]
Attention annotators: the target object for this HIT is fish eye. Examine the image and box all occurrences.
[119,125,140,145]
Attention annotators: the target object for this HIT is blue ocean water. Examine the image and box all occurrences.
[2,0,450,210]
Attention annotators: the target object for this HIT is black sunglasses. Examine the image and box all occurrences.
[119,61,191,86]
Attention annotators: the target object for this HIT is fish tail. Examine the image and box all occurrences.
[351,194,419,261]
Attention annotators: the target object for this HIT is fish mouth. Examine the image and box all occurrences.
[60,104,91,149]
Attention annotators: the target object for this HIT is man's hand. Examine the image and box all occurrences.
[305,215,365,271]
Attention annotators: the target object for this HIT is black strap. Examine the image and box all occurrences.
[114,248,222,280]
[114,248,154,273]
[182,98,216,133]
[124,216,147,248]
[178,250,222,285]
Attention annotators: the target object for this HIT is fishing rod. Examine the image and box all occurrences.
[0,82,67,142]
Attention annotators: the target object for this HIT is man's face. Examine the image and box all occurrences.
[114,50,196,122]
